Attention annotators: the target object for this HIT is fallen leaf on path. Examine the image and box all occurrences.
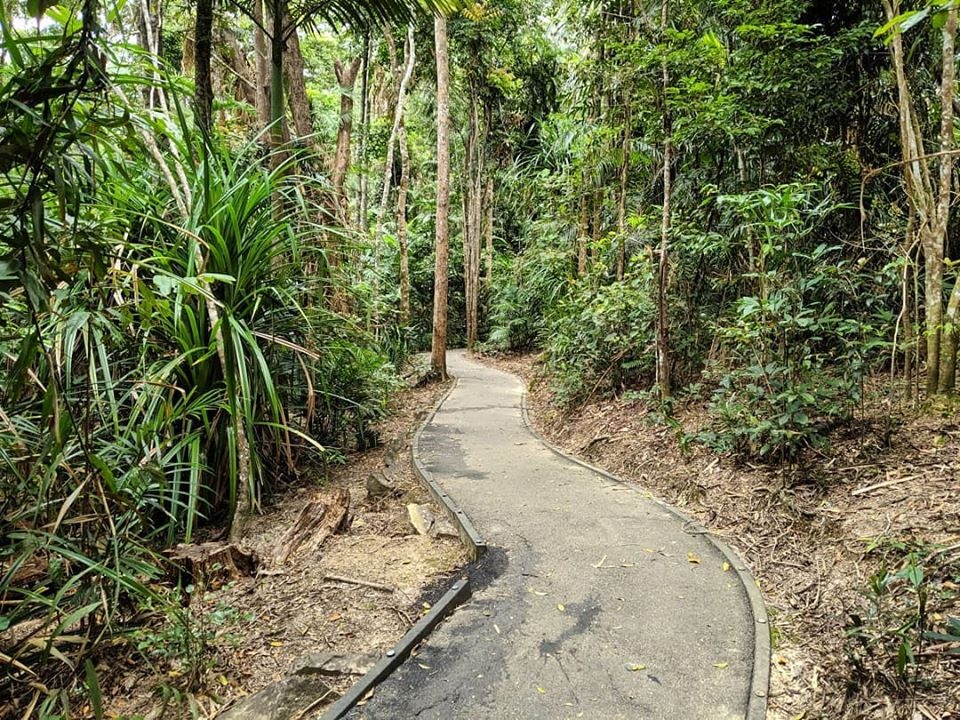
[625,663,647,671]
[687,552,701,565]
[713,662,729,669]
[537,686,546,694]
[722,562,730,572]
[528,587,547,596]
[557,603,565,612]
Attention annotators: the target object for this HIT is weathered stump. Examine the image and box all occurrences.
[273,488,351,565]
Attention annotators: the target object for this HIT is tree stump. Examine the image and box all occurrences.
[273,488,351,565]
[166,542,259,587]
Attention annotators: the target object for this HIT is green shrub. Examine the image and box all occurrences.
[545,267,656,406]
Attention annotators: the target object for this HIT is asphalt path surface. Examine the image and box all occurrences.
[347,351,764,720]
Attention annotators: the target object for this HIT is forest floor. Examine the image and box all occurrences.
[104,373,467,720]
[479,352,960,720]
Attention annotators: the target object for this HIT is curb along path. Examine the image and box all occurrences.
[347,351,768,720]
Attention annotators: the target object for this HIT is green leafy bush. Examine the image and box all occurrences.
[698,185,883,461]
[486,230,573,352]
[545,268,656,406]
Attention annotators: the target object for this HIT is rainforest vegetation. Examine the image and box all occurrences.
[1,0,959,717]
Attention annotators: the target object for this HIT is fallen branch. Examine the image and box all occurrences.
[323,574,395,593]
[851,476,916,496]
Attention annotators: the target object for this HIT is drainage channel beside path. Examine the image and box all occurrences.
[347,350,768,720]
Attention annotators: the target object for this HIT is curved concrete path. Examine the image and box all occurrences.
[348,351,766,720]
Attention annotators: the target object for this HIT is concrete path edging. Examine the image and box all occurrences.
[411,377,487,559]
[320,576,472,720]
[322,377,486,719]
[519,391,771,719]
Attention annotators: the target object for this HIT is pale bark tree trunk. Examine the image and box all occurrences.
[331,57,362,225]
[284,16,312,142]
[463,89,483,352]
[883,0,955,394]
[484,175,494,289]
[374,26,415,248]
[372,26,415,328]
[137,0,164,109]
[656,0,672,399]
[431,14,451,380]
[937,6,960,391]
[397,119,411,325]
[617,101,631,281]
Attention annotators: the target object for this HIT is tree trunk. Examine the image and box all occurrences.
[331,56,362,225]
[883,0,942,395]
[221,27,257,107]
[431,13,451,380]
[357,31,372,231]
[617,101,631,281]
[936,6,959,392]
[252,0,272,129]
[284,17,312,142]
[193,0,214,133]
[463,89,482,352]
[137,0,164,109]
[372,26,415,329]
[374,26,415,248]
[397,119,411,326]
[484,175,494,289]
[656,0,672,400]
[269,0,286,150]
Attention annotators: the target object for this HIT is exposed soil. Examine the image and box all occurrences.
[105,373,467,719]
[480,352,960,720]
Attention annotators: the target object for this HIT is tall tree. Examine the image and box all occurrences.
[331,56,362,223]
[882,0,958,394]
[194,0,214,132]
[432,12,451,379]
[656,0,672,399]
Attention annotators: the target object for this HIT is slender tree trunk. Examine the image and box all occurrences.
[193,0,214,133]
[331,57,362,225]
[269,0,286,150]
[397,119,411,325]
[463,89,482,352]
[284,17,312,141]
[617,100,631,281]
[883,0,942,394]
[656,0,672,399]
[936,6,959,392]
[137,0,164,109]
[484,175,494,289]
[253,0,272,129]
[372,26,414,328]
[357,31,372,231]
[431,13,451,380]
[374,26,415,247]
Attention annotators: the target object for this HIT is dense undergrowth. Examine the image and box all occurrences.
[0,10,400,715]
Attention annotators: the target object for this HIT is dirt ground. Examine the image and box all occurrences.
[105,375,467,719]
[479,352,960,720]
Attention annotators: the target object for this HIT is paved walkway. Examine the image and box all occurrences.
[348,351,766,720]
